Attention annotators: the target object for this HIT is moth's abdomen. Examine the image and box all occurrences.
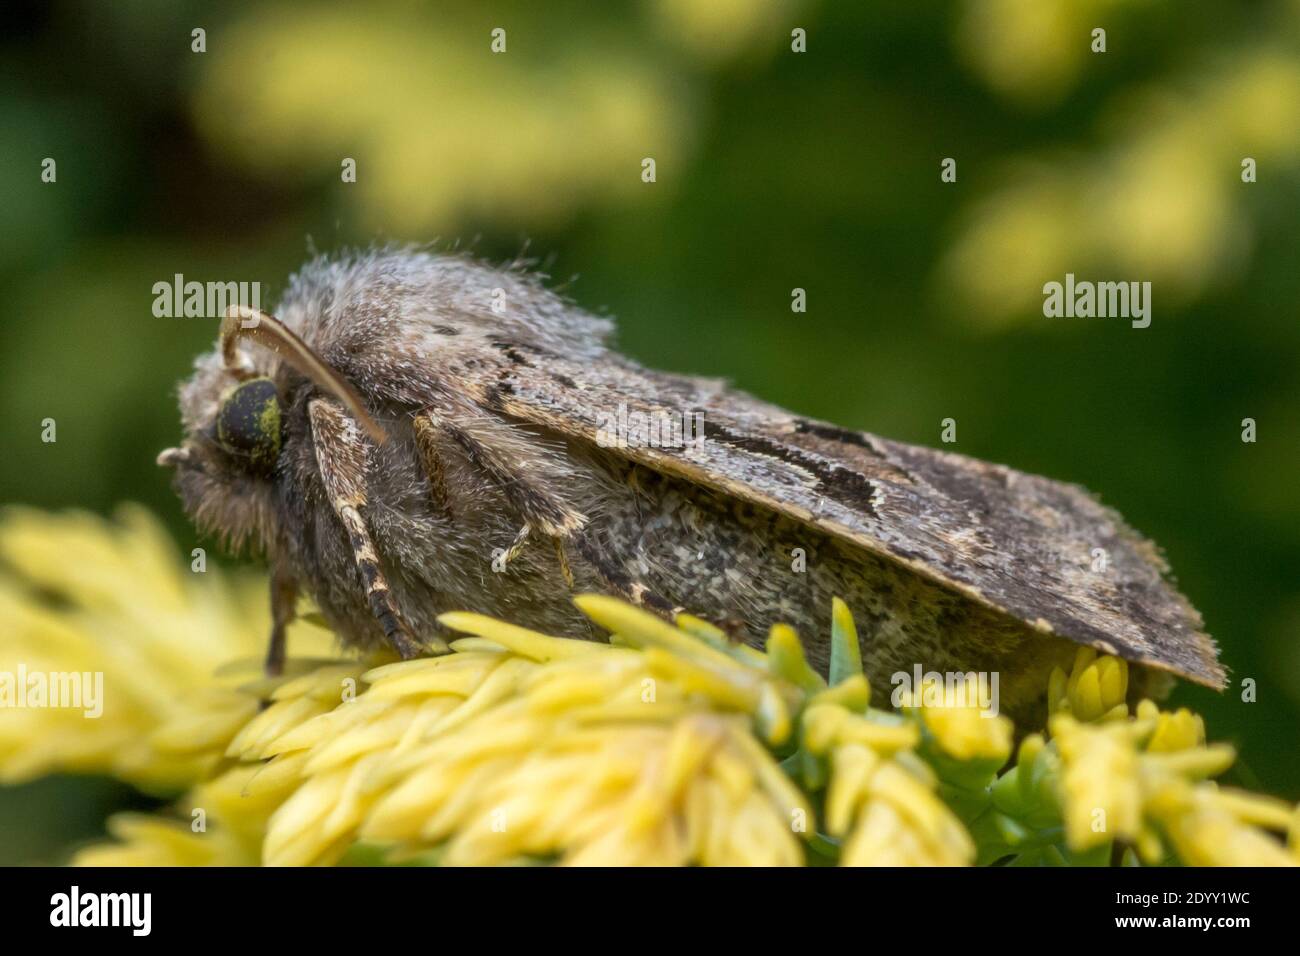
[580,463,1084,727]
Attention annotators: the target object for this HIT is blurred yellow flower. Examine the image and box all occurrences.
[806,706,976,866]
[193,6,691,234]
[0,505,334,791]
[940,45,1300,326]
[905,680,1014,764]
[651,0,803,64]
[1050,695,1295,864]
[1052,714,1146,849]
[1048,647,1129,722]
[956,0,1115,107]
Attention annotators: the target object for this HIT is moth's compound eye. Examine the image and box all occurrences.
[215,377,283,473]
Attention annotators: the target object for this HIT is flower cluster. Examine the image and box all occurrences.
[1,507,1296,866]
[958,649,1300,866]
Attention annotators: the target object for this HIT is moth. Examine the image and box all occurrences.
[159,249,1223,725]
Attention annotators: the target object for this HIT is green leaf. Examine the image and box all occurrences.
[829,597,863,687]
[766,623,826,692]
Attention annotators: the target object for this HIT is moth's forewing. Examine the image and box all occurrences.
[467,347,1223,689]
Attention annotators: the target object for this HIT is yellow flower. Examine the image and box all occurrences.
[1050,694,1296,865]
[72,814,256,867]
[1048,647,1129,723]
[803,703,975,866]
[67,590,813,866]
[1136,699,1205,752]
[906,677,1014,765]
[0,505,335,790]
[1148,782,1297,867]
[1051,714,1145,850]
[3,505,1295,867]
[258,603,812,866]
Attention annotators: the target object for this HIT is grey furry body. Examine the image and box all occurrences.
[166,249,1221,724]
[285,423,1055,717]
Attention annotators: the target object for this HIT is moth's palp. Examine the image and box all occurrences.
[220,305,388,444]
[156,446,189,468]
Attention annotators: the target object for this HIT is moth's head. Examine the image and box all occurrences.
[209,376,283,471]
[158,306,385,553]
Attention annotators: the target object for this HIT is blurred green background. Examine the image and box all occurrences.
[1,0,1298,862]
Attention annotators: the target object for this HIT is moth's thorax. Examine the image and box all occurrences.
[274,250,613,365]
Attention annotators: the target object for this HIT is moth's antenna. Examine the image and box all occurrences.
[221,305,388,444]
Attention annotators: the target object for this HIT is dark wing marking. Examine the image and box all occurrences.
[456,347,1223,689]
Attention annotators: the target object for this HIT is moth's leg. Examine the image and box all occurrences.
[413,408,586,574]
[309,398,440,659]
[554,538,575,589]
[411,414,453,517]
[500,523,532,569]
[266,565,297,677]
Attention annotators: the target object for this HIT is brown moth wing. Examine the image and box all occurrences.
[453,346,1224,690]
